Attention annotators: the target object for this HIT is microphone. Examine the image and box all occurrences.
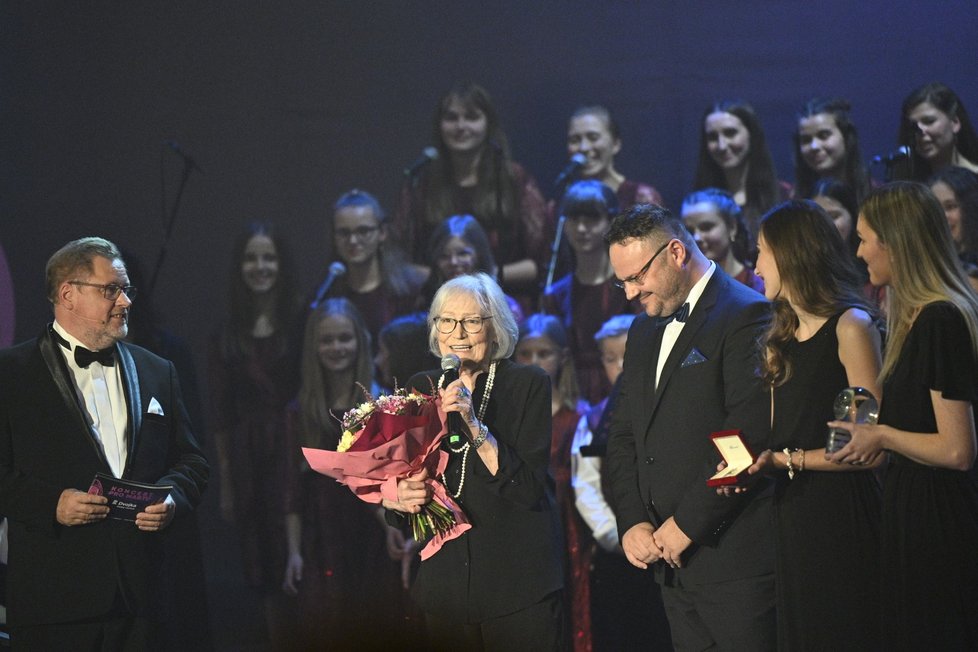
[403,147,439,178]
[309,261,347,310]
[872,145,911,165]
[164,140,203,173]
[553,153,587,190]
[440,354,469,439]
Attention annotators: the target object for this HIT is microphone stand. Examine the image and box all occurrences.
[149,145,197,296]
[544,215,565,295]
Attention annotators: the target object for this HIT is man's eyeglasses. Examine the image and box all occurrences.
[69,281,137,301]
[335,225,380,241]
[434,315,492,334]
[612,239,672,289]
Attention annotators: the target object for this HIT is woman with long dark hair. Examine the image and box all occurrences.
[394,83,548,302]
[793,98,871,202]
[742,200,883,650]
[899,82,978,180]
[208,221,302,644]
[693,100,789,238]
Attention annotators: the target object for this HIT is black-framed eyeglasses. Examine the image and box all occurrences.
[434,315,492,334]
[612,239,672,289]
[335,225,380,241]
[69,281,137,301]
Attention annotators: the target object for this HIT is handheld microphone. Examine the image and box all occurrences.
[553,153,587,189]
[872,145,911,165]
[310,261,347,310]
[440,354,469,439]
[164,140,203,173]
[403,147,439,178]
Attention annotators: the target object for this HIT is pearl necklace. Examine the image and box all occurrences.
[440,361,496,498]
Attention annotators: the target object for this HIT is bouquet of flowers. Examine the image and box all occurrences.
[301,385,471,561]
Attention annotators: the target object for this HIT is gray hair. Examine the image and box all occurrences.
[427,273,517,360]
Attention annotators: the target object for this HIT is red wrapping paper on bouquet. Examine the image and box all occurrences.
[302,397,471,560]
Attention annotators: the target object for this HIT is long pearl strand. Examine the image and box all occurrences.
[441,361,496,499]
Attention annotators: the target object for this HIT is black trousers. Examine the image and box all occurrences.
[659,573,776,652]
[425,590,565,652]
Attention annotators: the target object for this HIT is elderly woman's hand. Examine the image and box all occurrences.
[381,468,433,514]
[440,378,479,431]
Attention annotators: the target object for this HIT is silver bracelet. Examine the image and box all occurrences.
[471,422,489,449]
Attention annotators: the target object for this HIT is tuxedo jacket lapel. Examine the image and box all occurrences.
[117,343,141,471]
[38,326,111,470]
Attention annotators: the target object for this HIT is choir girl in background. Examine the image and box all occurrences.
[693,99,789,238]
[208,221,302,645]
[515,314,588,652]
[899,82,978,180]
[422,214,524,323]
[809,178,861,261]
[323,189,425,348]
[570,314,672,652]
[282,298,409,648]
[681,187,764,292]
[565,105,662,208]
[737,200,883,651]
[374,312,436,392]
[394,82,548,304]
[827,182,978,650]
[928,166,978,264]
[542,181,635,404]
[793,97,872,202]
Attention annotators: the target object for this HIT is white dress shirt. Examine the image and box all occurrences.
[53,321,129,477]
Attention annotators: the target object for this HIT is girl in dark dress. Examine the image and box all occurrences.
[542,181,636,404]
[282,298,412,648]
[928,165,978,265]
[208,221,302,646]
[394,83,548,305]
[744,200,883,651]
[827,182,978,650]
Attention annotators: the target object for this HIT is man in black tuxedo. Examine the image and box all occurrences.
[0,237,208,650]
[605,205,775,650]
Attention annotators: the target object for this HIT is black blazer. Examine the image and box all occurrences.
[0,325,208,626]
[407,359,563,622]
[607,269,774,585]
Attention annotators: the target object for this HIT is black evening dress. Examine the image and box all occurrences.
[770,310,881,651]
[878,302,978,651]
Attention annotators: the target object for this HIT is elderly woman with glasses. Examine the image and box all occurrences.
[383,273,565,651]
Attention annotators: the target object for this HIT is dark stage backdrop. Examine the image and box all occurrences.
[2,2,976,647]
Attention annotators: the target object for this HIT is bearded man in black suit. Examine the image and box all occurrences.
[0,237,208,650]
[606,205,775,651]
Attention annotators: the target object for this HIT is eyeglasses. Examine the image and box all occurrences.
[335,225,380,241]
[69,281,137,301]
[434,315,492,334]
[612,239,672,289]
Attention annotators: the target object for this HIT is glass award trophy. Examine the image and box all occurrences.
[826,387,879,453]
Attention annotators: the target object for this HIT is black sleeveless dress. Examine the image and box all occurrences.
[770,311,881,651]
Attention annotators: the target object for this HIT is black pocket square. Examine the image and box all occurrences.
[681,348,707,368]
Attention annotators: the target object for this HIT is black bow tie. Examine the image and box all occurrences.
[74,345,116,368]
[666,302,690,324]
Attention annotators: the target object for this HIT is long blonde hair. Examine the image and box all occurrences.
[860,182,978,379]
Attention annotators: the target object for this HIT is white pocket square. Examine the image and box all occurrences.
[147,397,164,416]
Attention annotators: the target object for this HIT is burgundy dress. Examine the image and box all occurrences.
[208,330,298,592]
[325,276,423,351]
[734,266,765,294]
[552,405,592,652]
